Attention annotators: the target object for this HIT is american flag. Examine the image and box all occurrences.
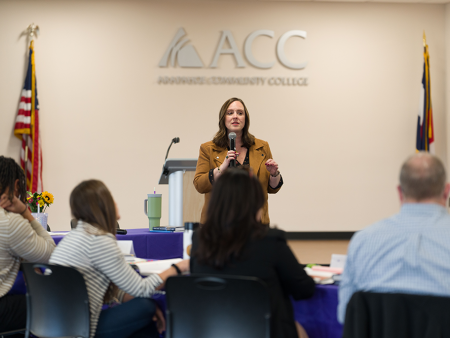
[14,40,43,192]
[416,32,434,153]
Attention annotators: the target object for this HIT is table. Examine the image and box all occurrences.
[293,285,343,338]
[9,229,183,296]
[52,228,183,260]
[9,230,343,338]
[152,285,342,338]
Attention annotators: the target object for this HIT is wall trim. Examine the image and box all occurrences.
[286,231,355,240]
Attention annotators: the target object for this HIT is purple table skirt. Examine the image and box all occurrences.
[51,228,183,260]
[149,284,343,338]
[293,285,343,338]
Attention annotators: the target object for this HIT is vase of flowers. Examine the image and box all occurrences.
[27,191,54,230]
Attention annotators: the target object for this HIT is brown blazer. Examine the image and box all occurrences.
[193,138,282,225]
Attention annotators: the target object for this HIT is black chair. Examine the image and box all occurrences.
[0,328,26,338]
[343,291,450,338]
[70,219,120,229]
[21,263,90,338]
[165,274,271,338]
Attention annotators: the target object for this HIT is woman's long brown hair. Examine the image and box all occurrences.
[70,179,118,303]
[195,168,267,269]
[212,97,255,149]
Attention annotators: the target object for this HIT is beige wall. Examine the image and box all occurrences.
[0,0,447,231]
[446,4,450,178]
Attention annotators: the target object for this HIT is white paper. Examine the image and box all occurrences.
[304,267,334,278]
[48,232,69,236]
[330,254,347,269]
[125,257,148,263]
[117,240,135,256]
[134,258,183,275]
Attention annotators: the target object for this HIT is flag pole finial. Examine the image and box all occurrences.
[423,31,427,47]
[26,23,40,40]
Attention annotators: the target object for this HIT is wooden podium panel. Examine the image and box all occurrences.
[183,171,204,224]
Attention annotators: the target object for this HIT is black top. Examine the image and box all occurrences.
[190,228,315,338]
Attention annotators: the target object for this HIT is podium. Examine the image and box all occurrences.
[159,158,198,227]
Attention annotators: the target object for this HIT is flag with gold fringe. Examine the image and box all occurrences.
[13,40,43,192]
[416,33,434,153]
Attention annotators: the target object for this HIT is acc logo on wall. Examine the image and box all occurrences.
[159,28,307,70]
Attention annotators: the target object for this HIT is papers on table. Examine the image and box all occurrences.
[305,254,347,285]
[305,267,335,284]
[132,258,183,275]
[117,240,135,256]
[48,232,69,236]
[125,257,148,263]
[330,254,347,269]
[311,266,343,274]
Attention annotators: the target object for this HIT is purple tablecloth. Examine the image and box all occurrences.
[51,228,183,260]
[293,285,343,338]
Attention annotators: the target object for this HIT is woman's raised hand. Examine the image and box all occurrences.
[265,159,279,176]
[0,194,26,214]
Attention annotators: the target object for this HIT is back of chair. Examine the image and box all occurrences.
[343,291,450,338]
[21,263,90,338]
[166,274,271,338]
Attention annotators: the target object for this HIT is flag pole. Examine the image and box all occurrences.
[23,24,39,175]
[26,23,39,41]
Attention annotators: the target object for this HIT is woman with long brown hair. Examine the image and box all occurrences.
[190,168,315,338]
[50,180,189,338]
[194,97,283,225]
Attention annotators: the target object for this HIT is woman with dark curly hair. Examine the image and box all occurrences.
[0,156,55,336]
[190,168,314,338]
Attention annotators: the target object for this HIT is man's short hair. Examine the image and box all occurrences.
[399,152,446,200]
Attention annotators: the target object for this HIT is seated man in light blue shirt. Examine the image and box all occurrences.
[338,152,450,323]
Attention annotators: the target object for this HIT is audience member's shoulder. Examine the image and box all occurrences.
[76,222,115,243]
[2,209,28,226]
[92,232,116,243]
[350,215,397,244]
[264,227,287,242]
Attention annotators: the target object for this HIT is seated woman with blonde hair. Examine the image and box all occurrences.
[50,180,189,338]
[190,168,315,338]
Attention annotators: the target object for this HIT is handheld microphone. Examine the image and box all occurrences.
[228,132,236,167]
[163,137,180,176]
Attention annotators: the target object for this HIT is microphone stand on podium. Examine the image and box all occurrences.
[159,159,197,227]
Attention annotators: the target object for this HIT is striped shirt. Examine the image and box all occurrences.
[50,221,162,338]
[338,203,450,323]
[0,206,56,298]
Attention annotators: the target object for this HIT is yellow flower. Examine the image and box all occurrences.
[38,199,45,208]
[42,191,54,204]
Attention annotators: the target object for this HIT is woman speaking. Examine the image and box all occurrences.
[194,97,283,225]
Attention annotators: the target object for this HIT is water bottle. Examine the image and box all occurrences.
[183,222,199,259]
